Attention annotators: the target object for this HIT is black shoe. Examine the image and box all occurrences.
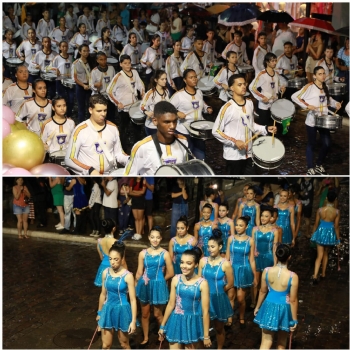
[312,277,318,285]
[59,229,69,234]
[97,331,101,337]
[320,275,326,280]
[239,320,246,329]
[138,340,149,349]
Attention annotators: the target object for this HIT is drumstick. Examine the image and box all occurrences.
[272,120,276,146]
[301,105,330,112]
[334,100,343,115]
[245,132,260,145]
[281,89,285,99]
[289,69,303,73]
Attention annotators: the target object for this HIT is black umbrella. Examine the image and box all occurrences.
[335,26,349,37]
[257,10,294,23]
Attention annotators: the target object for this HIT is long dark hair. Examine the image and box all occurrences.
[150,69,168,102]
[313,66,330,104]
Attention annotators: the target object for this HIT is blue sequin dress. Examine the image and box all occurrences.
[217,218,233,254]
[197,222,214,257]
[229,236,254,288]
[276,206,293,244]
[241,204,257,237]
[254,227,276,272]
[94,239,110,287]
[171,236,196,274]
[254,267,294,332]
[164,275,205,344]
[136,249,169,305]
[98,269,132,332]
[294,201,302,237]
[201,258,233,322]
[311,210,338,245]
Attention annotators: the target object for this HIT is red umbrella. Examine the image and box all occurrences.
[289,17,336,35]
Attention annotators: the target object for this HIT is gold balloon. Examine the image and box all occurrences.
[3,130,45,170]
[14,121,27,131]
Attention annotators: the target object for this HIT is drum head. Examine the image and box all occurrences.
[109,168,125,175]
[190,121,214,131]
[253,136,285,162]
[63,78,75,84]
[7,58,22,64]
[129,101,142,117]
[155,165,181,175]
[107,57,118,64]
[271,99,295,120]
[197,76,215,91]
[238,65,254,72]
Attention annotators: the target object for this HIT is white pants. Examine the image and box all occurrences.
[64,195,76,230]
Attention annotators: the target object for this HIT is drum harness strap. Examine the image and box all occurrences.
[193,50,204,70]
[151,134,196,164]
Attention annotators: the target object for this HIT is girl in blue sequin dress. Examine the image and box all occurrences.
[198,229,234,349]
[254,244,299,349]
[194,203,217,257]
[238,186,260,237]
[288,186,302,239]
[226,216,257,329]
[275,189,296,246]
[135,227,174,348]
[217,203,234,257]
[97,242,137,349]
[199,188,219,221]
[311,191,340,283]
[158,247,211,348]
[169,215,197,274]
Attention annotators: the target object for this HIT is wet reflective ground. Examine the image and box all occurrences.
[3,186,349,349]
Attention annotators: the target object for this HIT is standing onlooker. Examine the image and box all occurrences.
[13,178,31,239]
[130,177,147,240]
[28,198,35,225]
[120,4,130,30]
[144,178,155,232]
[298,177,316,238]
[49,177,65,231]
[101,177,119,225]
[170,178,188,238]
[170,9,182,42]
[89,178,103,237]
[118,179,132,235]
[63,177,76,233]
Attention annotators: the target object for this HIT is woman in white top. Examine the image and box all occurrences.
[291,66,341,176]
[3,6,20,33]
[128,18,144,44]
[112,16,128,52]
[141,69,170,136]
[165,40,183,96]
[49,17,71,52]
[170,69,213,160]
[16,79,52,136]
[90,27,118,58]
[88,179,103,237]
[121,33,142,65]
[20,13,36,40]
[95,9,111,38]
[3,29,17,80]
[69,23,91,59]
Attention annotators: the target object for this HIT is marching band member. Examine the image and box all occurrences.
[212,74,277,175]
[65,94,129,175]
[291,66,341,176]
[36,8,55,41]
[155,22,172,57]
[222,30,251,66]
[72,44,92,123]
[165,40,183,96]
[49,17,71,52]
[128,18,145,44]
[140,70,170,136]
[90,51,116,122]
[20,13,36,40]
[77,6,95,35]
[180,26,195,58]
[170,69,213,160]
[214,51,241,103]
[203,28,217,65]
[95,8,111,37]
[41,95,75,156]
[3,6,20,33]
[252,32,271,76]
[3,29,17,79]
[65,5,78,34]
[16,28,42,70]
[124,101,189,175]
[112,16,128,52]
[2,62,13,93]
[16,79,52,136]
[90,27,118,57]
[69,23,91,59]
[3,65,32,113]
[121,33,142,65]
[249,53,286,126]
[316,46,341,84]
[180,37,211,80]
[106,54,145,153]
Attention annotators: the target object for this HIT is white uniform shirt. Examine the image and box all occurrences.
[49,27,71,50]
[345,102,349,117]
[69,32,90,58]
[2,77,13,93]
[170,89,210,135]
[3,15,20,32]
[65,12,78,32]
[16,98,52,135]
[291,83,338,127]
[72,58,91,84]
[222,41,248,65]
[90,66,116,95]
[316,58,338,84]
[124,134,189,175]
[165,54,183,84]
[16,39,42,66]
[96,19,111,37]
[36,18,56,40]
[89,183,102,206]
[90,38,117,57]
[252,45,271,76]
[140,88,170,130]
[20,22,36,40]
[181,36,193,57]
[64,119,129,175]
[41,117,75,154]
[77,15,95,34]
[180,51,210,79]
[276,53,298,75]
[272,29,296,57]
[2,40,17,59]
[203,39,216,64]
[128,27,144,44]
[212,98,268,161]
[155,30,171,54]
[32,50,58,73]
[102,179,118,208]
[141,46,163,74]
[106,69,144,111]
[3,82,33,113]
[112,24,127,43]
[49,54,72,80]
[213,66,241,102]
[121,43,142,65]
[249,70,285,110]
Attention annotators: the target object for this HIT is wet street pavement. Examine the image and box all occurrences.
[3,185,349,349]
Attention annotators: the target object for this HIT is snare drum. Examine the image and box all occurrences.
[270,99,295,123]
[61,78,76,89]
[6,57,23,67]
[315,114,342,130]
[287,77,307,89]
[41,72,57,81]
[107,56,119,70]
[326,83,347,95]
[238,65,254,74]
[109,168,126,175]
[132,63,143,72]
[49,150,67,167]
[197,76,216,96]
[189,120,215,140]
[13,29,21,39]
[129,101,147,125]
[252,136,285,169]
[155,159,215,175]
[28,68,40,77]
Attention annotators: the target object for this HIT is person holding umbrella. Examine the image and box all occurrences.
[272,22,296,57]
[305,31,325,83]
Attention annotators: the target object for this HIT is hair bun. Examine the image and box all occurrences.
[212,228,222,238]
[191,246,202,259]
[178,215,188,222]
[113,241,125,249]
[243,215,250,223]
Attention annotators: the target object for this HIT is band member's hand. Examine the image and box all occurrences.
[204,338,212,348]
[145,111,154,118]
[222,84,229,91]
[340,77,345,82]
[280,86,286,94]
[307,105,317,111]
[83,84,90,90]
[158,329,165,341]
[35,64,41,69]
[118,103,124,109]
[246,60,251,65]
[208,62,213,68]
[55,68,60,76]
[262,96,270,103]
[128,321,136,334]
[146,61,152,67]
[207,107,213,114]
[267,126,277,134]
[235,140,246,150]
[20,56,25,61]
[91,169,100,175]
[95,81,102,89]
[254,307,259,316]
[283,69,290,75]
[177,111,186,119]
[289,323,298,332]
[335,102,342,110]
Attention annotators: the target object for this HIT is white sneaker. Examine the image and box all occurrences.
[132,233,142,241]
[56,224,64,230]
[90,230,96,237]
[55,223,61,228]
[94,231,101,237]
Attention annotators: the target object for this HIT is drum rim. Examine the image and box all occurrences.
[107,57,118,63]
[155,163,182,175]
[190,120,215,131]
[271,99,295,120]
[155,159,215,175]
[252,136,285,163]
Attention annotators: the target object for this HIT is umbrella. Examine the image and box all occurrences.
[289,18,336,35]
[180,5,211,18]
[218,4,260,26]
[257,10,294,23]
[334,26,349,37]
[207,4,230,15]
